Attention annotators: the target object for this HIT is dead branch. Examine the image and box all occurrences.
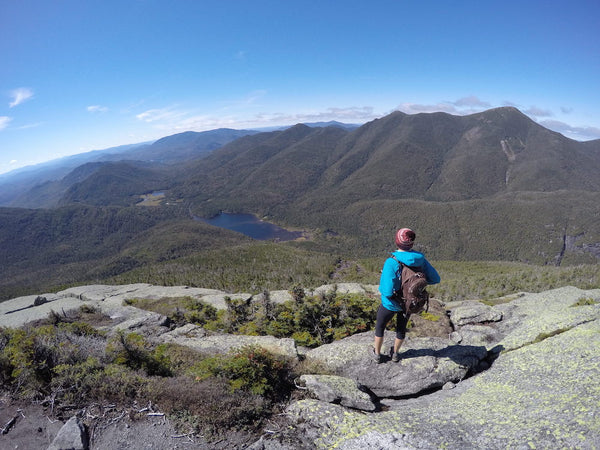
[1,416,17,435]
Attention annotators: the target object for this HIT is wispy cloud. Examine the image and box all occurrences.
[0,116,12,130]
[288,106,375,123]
[17,122,43,130]
[398,96,493,116]
[136,107,187,123]
[87,105,108,113]
[8,88,34,108]
[223,106,376,129]
[524,106,553,118]
[453,96,491,108]
[397,102,459,115]
[539,119,600,140]
[133,103,377,135]
[243,90,266,105]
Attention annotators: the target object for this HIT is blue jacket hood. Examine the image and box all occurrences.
[390,250,426,268]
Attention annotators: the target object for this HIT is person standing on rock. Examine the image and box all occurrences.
[372,228,440,363]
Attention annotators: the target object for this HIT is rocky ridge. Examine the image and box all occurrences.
[1,283,599,449]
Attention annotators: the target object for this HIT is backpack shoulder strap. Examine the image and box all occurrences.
[389,253,402,266]
[389,253,405,273]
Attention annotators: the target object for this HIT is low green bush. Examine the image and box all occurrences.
[189,345,289,398]
[570,296,598,307]
[123,296,219,328]
[106,332,172,377]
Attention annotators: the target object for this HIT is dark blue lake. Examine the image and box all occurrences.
[197,213,304,241]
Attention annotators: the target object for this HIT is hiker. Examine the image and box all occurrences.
[372,228,440,363]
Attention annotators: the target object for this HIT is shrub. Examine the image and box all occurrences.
[263,291,378,347]
[106,332,172,377]
[123,296,219,328]
[419,311,441,322]
[188,345,290,399]
[53,360,148,406]
[0,322,107,399]
[570,296,598,307]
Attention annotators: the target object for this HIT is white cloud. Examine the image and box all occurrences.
[397,97,492,116]
[253,107,376,125]
[17,122,43,130]
[8,88,34,108]
[524,106,553,118]
[453,96,491,108]
[10,160,17,165]
[397,102,459,115]
[87,105,108,113]
[243,90,266,105]
[0,116,11,130]
[539,119,600,141]
[136,107,186,123]
[133,103,378,135]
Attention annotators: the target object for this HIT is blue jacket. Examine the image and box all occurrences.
[379,250,440,312]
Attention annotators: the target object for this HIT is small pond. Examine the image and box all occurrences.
[196,212,304,241]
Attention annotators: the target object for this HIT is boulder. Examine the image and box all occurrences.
[449,300,503,326]
[102,307,170,338]
[299,374,376,412]
[156,324,299,360]
[305,331,488,398]
[252,290,294,305]
[47,416,88,450]
[406,299,453,338]
[450,324,504,349]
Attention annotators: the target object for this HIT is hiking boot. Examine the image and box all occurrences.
[371,347,383,364]
[391,352,402,363]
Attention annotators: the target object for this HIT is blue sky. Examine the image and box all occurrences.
[1,0,599,175]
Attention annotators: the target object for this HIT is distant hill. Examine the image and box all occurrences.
[0,142,151,206]
[57,161,172,207]
[1,128,258,207]
[174,107,600,203]
[304,120,360,130]
[104,128,260,164]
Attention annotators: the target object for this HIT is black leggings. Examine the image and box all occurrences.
[374,304,409,340]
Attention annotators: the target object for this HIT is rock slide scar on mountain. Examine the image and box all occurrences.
[372,228,440,363]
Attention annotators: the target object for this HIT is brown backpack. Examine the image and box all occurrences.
[391,255,430,315]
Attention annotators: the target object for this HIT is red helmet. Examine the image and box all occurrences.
[395,228,415,250]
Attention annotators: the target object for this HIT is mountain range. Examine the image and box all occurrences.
[1,107,598,299]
